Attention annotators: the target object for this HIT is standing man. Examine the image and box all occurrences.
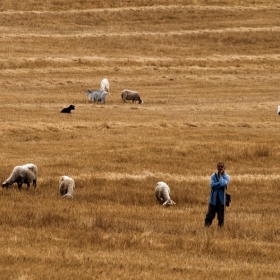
[205,161,230,227]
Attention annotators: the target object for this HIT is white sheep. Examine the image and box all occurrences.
[59,176,75,199]
[155,181,176,206]
[100,78,110,93]
[2,163,38,190]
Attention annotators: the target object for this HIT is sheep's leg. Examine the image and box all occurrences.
[17,182,22,190]
[33,179,37,188]
[26,182,30,190]
[60,187,67,196]
[156,196,163,204]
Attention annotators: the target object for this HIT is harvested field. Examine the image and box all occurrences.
[1,1,280,279]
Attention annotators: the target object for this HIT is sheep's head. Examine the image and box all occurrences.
[69,105,75,110]
[63,193,73,199]
[163,200,176,206]
[2,182,10,188]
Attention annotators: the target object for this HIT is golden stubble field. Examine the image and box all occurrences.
[1,1,280,279]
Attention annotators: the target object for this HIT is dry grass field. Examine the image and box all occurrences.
[1,0,280,279]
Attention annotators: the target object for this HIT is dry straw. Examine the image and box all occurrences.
[1,0,280,279]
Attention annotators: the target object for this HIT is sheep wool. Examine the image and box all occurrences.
[86,90,109,104]
[2,163,38,190]
[59,176,75,199]
[155,181,176,206]
[121,89,143,104]
[100,78,110,92]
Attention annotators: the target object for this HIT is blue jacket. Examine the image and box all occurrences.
[209,172,230,205]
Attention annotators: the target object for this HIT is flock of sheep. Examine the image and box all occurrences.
[60,78,144,113]
[3,78,176,204]
[86,78,144,105]
[1,164,176,205]
[1,164,75,199]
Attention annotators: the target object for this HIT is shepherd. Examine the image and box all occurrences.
[204,161,230,227]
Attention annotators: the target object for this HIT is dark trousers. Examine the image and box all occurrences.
[205,197,224,227]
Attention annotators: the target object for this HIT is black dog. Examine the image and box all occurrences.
[61,105,75,114]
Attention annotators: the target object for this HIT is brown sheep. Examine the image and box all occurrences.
[121,89,143,104]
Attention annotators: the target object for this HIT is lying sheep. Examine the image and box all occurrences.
[100,78,110,92]
[86,89,109,104]
[121,89,143,104]
[2,163,38,190]
[59,176,75,199]
[155,181,176,206]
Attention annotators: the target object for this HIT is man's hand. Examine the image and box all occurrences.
[217,163,226,177]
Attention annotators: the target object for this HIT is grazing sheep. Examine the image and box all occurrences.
[86,89,109,104]
[2,163,38,190]
[61,104,75,113]
[155,182,176,206]
[100,78,110,92]
[59,176,75,199]
[121,89,143,104]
